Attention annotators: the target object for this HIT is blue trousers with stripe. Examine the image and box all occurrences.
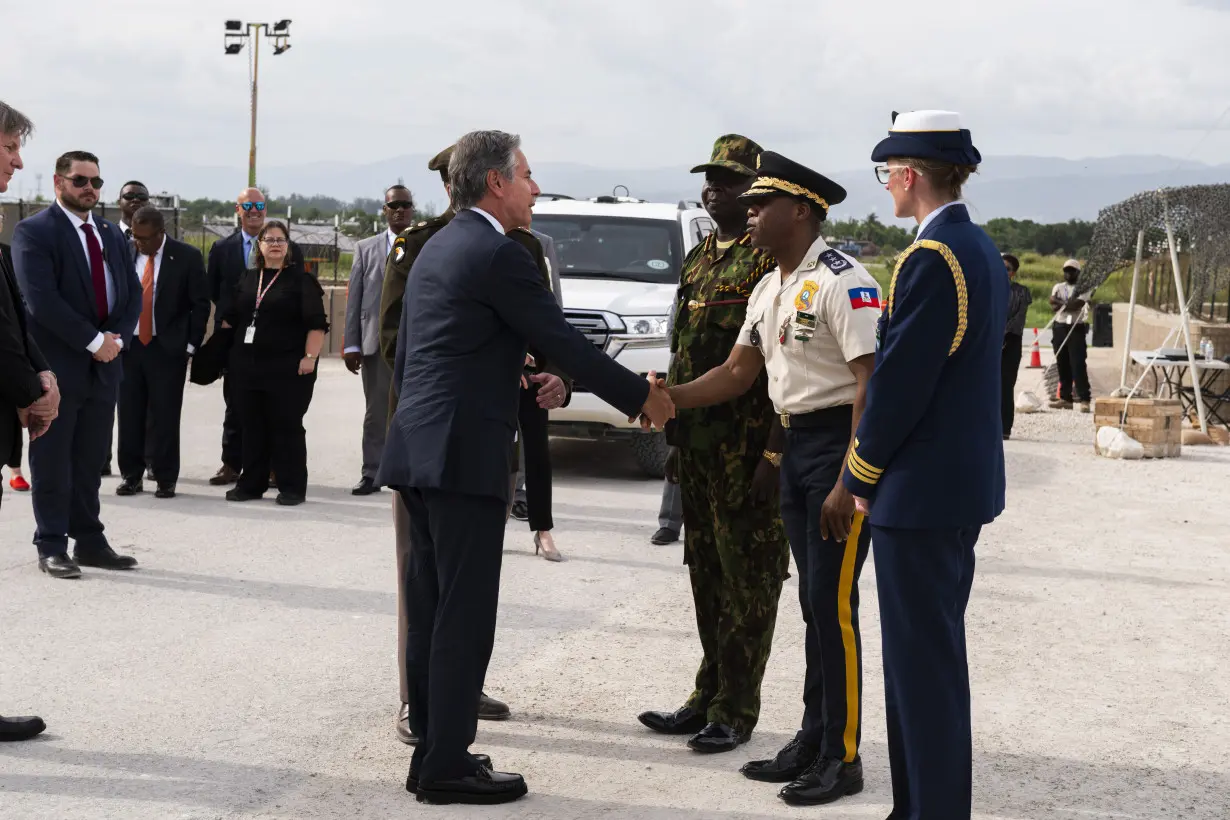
[780,407,870,763]
[872,524,980,820]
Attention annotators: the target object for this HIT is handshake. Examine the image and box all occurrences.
[17,371,61,442]
[630,370,675,430]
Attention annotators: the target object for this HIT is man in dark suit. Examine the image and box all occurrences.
[12,150,142,578]
[115,206,209,499]
[205,187,304,485]
[378,130,674,805]
[0,98,52,737]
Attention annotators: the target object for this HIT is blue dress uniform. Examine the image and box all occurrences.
[733,155,882,806]
[842,112,1006,820]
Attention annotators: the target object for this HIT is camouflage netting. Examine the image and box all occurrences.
[1077,184,1230,304]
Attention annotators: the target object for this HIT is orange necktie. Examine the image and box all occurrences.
[138,254,155,345]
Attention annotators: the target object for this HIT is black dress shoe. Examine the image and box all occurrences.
[0,715,46,741]
[416,767,527,805]
[478,692,510,721]
[779,757,864,806]
[396,703,418,745]
[406,754,493,794]
[351,477,380,496]
[100,463,113,477]
[509,500,529,521]
[225,488,263,502]
[742,738,820,782]
[38,555,81,579]
[276,493,305,506]
[210,464,240,486]
[115,478,143,496]
[650,527,679,545]
[73,545,138,570]
[145,467,156,481]
[638,703,708,735]
[687,722,747,753]
[155,484,176,499]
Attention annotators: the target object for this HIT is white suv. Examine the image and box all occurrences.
[531,195,713,477]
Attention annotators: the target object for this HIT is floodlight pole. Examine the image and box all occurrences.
[1163,210,1208,434]
[248,24,262,188]
[1119,229,1145,390]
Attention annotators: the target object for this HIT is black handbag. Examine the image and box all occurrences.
[189,326,235,386]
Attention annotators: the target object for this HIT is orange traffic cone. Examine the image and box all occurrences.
[1028,328,1042,368]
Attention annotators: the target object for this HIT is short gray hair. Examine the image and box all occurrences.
[0,100,34,142]
[448,130,520,211]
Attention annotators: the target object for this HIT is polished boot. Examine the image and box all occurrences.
[38,554,82,579]
[406,754,492,794]
[478,692,510,721]
[779,757,864,806]
[741,738,820,782]
[638,703,708,735]
[0,715,46,741]
[396,703,417,745]
[115,478,143,496]
[416,767,527,805]
[73,544,138,570]
[687,722,747,753]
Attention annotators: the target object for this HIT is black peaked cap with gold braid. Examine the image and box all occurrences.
[738,151,847,215]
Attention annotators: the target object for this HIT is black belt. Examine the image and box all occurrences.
[779,404,852,430]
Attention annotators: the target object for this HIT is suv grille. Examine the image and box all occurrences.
[565,310,611,351]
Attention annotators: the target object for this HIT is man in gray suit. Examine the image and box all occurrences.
[343,185,416,495]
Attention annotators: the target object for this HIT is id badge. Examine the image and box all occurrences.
[244,325,256,345]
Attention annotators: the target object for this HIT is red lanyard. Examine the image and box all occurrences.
[255,268,282,312]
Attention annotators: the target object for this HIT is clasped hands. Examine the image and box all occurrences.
[631,370,675,431]
[17,371,60,441]
[93,332,121,363]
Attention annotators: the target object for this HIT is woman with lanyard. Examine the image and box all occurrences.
[221,220,329,506]
[842,111,1006,820]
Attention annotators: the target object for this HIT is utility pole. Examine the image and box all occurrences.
[224,20,292,188]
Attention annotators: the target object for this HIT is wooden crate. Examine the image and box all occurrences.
[1092,397,1182,458]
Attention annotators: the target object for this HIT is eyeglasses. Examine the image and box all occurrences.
[874,164,910,185]
[241,201,267,212]
[62,174,104,190]
[260,236,288,245]
[385,200,414,211]
[120,192,149,202]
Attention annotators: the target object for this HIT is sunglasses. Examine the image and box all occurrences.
[241,201,267,212]
[120,192,149,202]
[62,174,104,190]
[385,200,414,211]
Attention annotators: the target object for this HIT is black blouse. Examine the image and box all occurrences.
[225,265,329,378]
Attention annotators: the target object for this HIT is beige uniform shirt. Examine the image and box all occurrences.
[736,237,881,414]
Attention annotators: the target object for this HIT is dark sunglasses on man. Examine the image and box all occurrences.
[241,201,267,212]
[61,174,104,190]
[385,200,413,211]
[120,191,149,202]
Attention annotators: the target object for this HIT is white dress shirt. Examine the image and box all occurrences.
[386,227,398,256]
[57,201,121,354]
[916,200,962,237]
[470,206,505,234]
[131,234,193,353]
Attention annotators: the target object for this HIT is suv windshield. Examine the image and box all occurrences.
[530,215,682,284]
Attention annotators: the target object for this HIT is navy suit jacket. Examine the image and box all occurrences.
[12,204,141,395]
[842,203,1007,528]
[378,209,650,502]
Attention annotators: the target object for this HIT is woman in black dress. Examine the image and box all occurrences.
[221,221,328,505]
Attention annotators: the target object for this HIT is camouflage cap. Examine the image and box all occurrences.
[427,145,455,173]
[689,134,763,177]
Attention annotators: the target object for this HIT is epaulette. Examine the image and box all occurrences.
[508,226,534,237]
[887,240,968,356]
[817,248,854,274]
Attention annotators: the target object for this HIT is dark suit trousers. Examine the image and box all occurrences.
[1052,322,1091,403]
[1000,333,1023,437]
[399,486,506,784]
[29,373,117,557]
[360,355,391,481]
[221,371,243,471]
[516,384,553,531]
[234,373,315,498]
[118,339,189,484]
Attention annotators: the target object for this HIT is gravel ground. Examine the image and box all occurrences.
[0,358,1226,819]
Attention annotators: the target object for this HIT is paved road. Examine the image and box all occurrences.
[0,360,1226,819]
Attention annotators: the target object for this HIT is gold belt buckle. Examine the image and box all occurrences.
[780,411,791,429]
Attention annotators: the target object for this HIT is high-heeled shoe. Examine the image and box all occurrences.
[534,531,563,562]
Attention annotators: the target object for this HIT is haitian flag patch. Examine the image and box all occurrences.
[848,287,880,309]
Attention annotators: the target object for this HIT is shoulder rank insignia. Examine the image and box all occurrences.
[794,280,819,312]
[818,248,852,274]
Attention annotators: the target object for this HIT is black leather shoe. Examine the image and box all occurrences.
[73,545,138,570]
[638,704,708,735]
[509,500,529,521]
[225,488,263,502]
[276,493,305,506]
[406,754,493,794]
[742,738,820,782]
[115,478,143,496]
[351,477,380,496]
[38,554,81,579]
[100,463,112,477]
[145,467,156,481]
[779,757,864,806]
[650,527,679,545]
[155,484,176,499]
[0,715,46,741]
[396,703,418,745]
[687,722,747,753]
[416,767,527,805]
[478,692,510,721]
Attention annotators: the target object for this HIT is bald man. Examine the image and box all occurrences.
[205,188,305,484]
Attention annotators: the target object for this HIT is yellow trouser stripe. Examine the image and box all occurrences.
[838,512,864,763]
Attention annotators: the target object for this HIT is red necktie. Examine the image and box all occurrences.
[80,223,109,322]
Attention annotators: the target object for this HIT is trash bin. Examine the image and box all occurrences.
[1091,302,1113,348]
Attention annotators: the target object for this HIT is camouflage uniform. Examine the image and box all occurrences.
[669,223,789,736]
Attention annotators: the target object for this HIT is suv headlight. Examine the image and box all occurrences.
[610,314,669,352]
[620,315,668,336]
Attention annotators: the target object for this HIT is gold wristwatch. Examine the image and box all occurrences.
[763,450,782,467]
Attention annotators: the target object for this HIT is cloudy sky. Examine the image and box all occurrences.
[2,0,1228,199]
